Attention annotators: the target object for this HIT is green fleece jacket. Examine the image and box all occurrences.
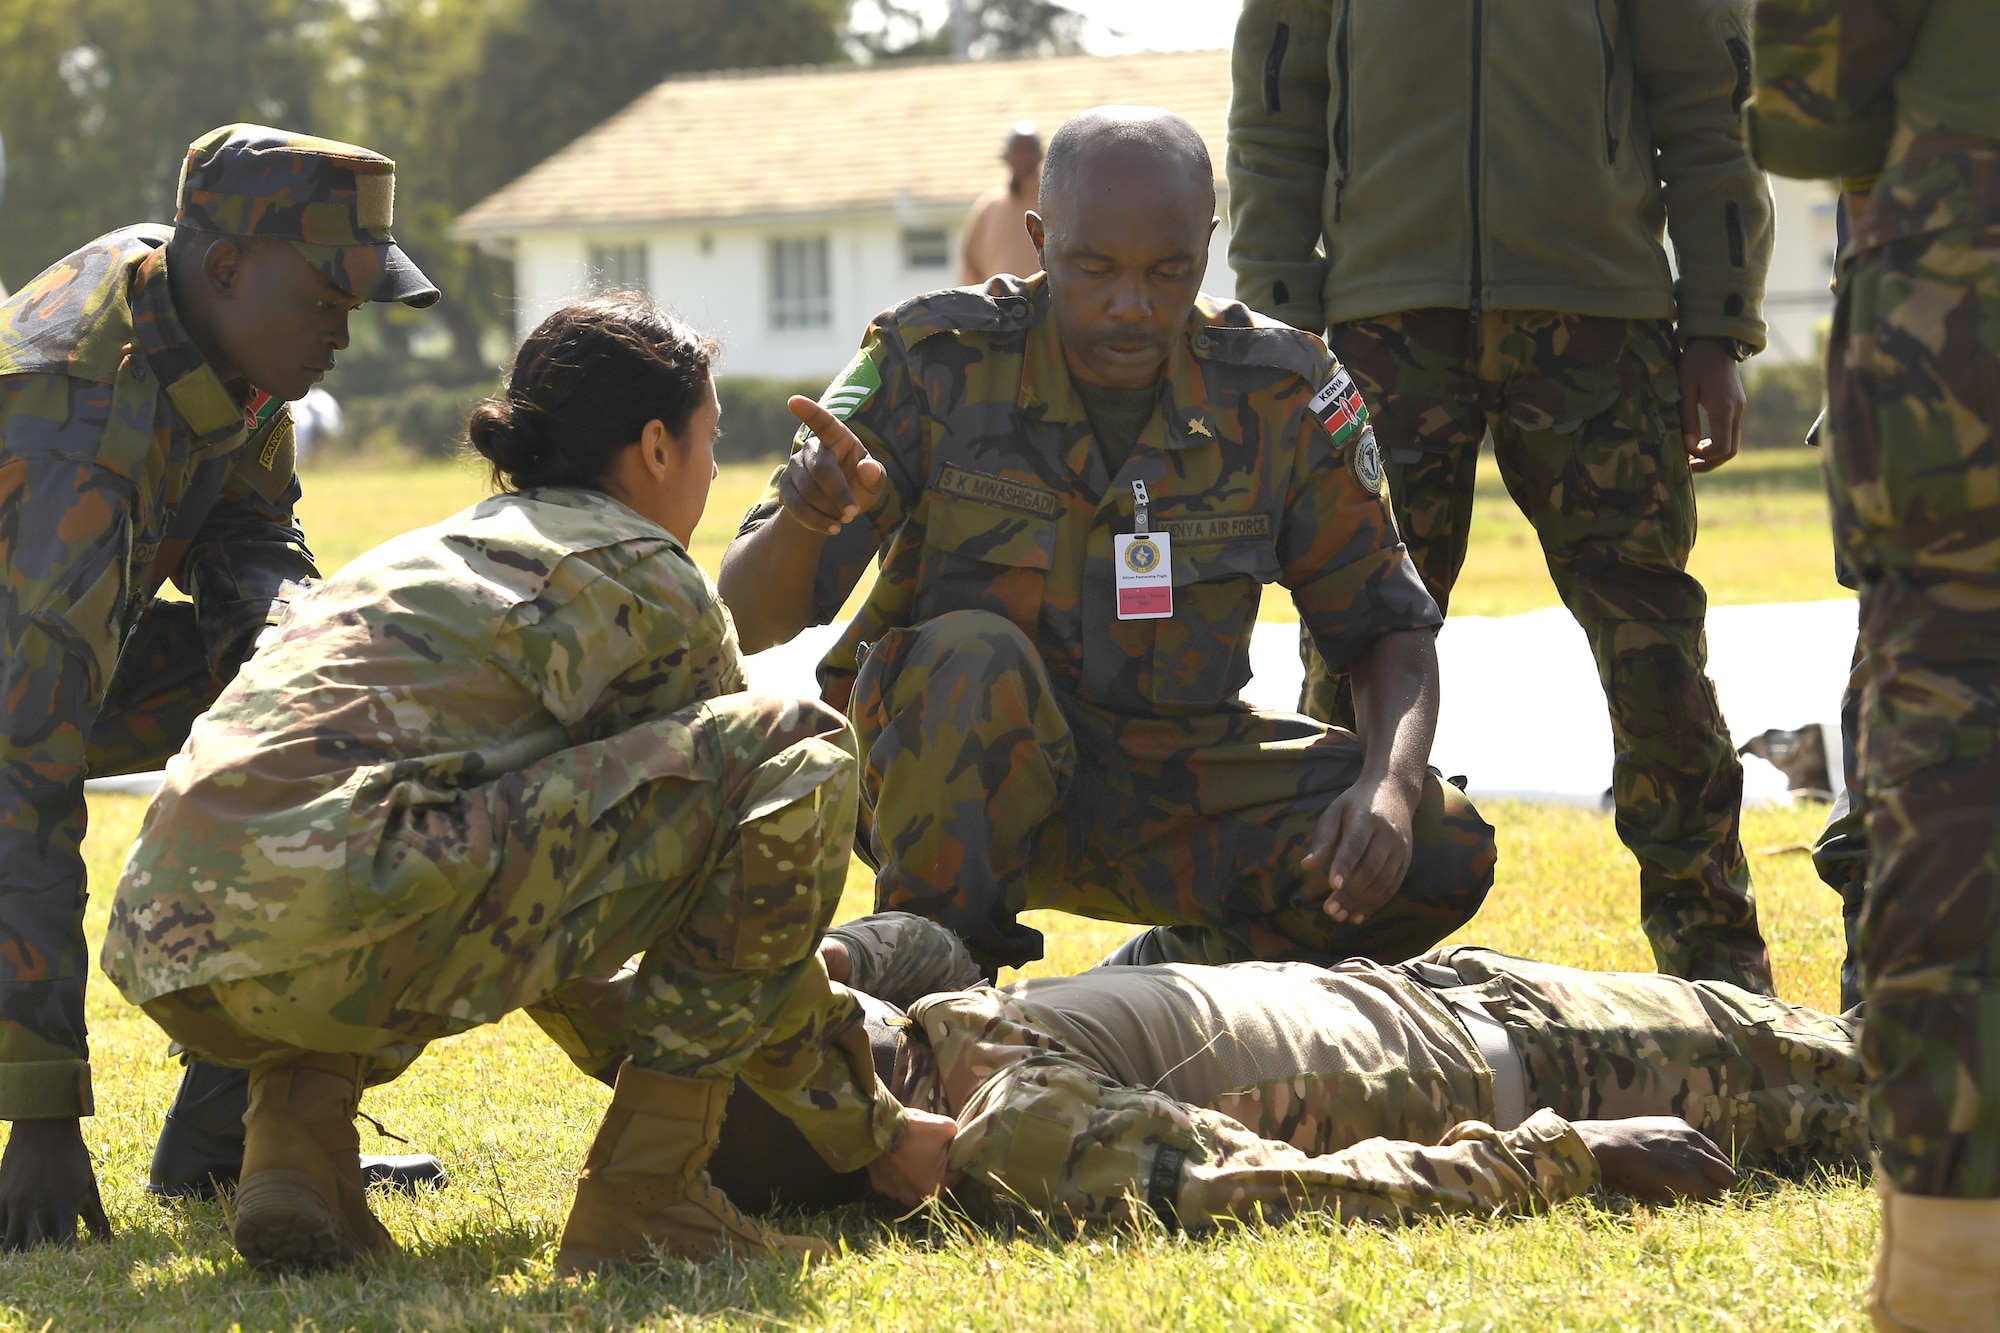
[1750,0,2000,182]
[1227,0,1775,351]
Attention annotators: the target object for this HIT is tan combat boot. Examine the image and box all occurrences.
[555,1062,832,1272]
[230,1053,398,1271]
[1868,1182,2000,1333]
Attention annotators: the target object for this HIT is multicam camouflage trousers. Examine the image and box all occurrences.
[853,609,1497,972]
[948,947,1864,1228]
[1826,125,2000,1199]
[1301,309,1772,995]
[141,694,867,1112]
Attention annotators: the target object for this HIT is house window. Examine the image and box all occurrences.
[901,227,950,270]
[589,243,649,293]
[768,236,831,330]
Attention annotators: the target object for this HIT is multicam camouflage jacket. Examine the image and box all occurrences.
[738,275,1439,725]
[1,226,314,1115]
[1750,0,2000,184]
[104,487,748,996]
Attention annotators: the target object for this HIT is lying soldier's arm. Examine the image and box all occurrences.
[944,1054,1608,1230]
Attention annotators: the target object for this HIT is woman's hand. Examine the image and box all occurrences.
[865,1109,958,1208]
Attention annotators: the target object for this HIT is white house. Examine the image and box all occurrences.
[457,48,1838,381]
[456,50,1235,381]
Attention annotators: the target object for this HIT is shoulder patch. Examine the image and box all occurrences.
[818,348,883,422]
[1350,426,1385,495]
[1309,366,1370,447]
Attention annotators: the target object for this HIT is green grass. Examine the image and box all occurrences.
[21,797,1869,1331]
[294,445,1849,625]
[0,450,1872,1329]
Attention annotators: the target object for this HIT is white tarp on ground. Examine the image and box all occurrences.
[87,598,1860,807]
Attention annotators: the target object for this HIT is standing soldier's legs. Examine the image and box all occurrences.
[1301,310,1490,724]
[1826,180,2000,1328]
[1489,313,1770,994]
[1813,634,1870,1013]
[851,610,1078,971]
[1431,947,1868,1169]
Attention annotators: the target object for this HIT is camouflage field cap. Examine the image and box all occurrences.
[175,123,440,308]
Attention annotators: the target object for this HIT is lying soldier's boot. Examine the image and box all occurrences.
[150,1060,258,1199]
[555,1062,831,1271]
[150,1059,450,1199]
[1867,1184,2000,1333]
[231,1053,399,1271]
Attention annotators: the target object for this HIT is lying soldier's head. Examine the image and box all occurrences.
[706,988,913,1213]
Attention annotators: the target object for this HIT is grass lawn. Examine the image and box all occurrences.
[0,448,1873,1329]
[292,446,1849,624]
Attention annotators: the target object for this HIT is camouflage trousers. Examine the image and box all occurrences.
[139,694,881,1149]
[1301,309,1771,994]
[0,573,227,1117]
[854,609,1497,971]
[948,947,1864,1228]
[1826,130,2000,1199]
[1812,631,1869,1013]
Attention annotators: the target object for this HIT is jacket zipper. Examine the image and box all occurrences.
[1594,1,1620,165]
[1332,0,1351,223]
[1468,0,1483,322]
[1263,21,1290,113]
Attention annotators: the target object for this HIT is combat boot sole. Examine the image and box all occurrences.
[232,1167,361,1271]
[554,1173,832,1273]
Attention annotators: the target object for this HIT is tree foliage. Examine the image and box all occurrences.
[851,0,1086,61]
[0,0,849,370]
[0,0,332,286]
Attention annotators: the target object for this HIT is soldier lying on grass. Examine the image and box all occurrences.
[706,914,1866,1230]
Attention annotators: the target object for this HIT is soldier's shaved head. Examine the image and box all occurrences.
[1026,105,1218,390]
[1037,105,1214,234]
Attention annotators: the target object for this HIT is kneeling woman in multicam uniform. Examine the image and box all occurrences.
[100,294,955,1272]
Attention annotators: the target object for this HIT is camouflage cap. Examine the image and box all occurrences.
[175,123,440,308]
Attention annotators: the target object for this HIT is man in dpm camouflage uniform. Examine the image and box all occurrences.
[708,913,1867,1231]
[1228,0,1778,996]
[721,108,1496,977]
[0,125,440,1249]
[1752,2,2000,1326]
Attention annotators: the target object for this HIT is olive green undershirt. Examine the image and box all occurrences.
[1072,377,1160,478]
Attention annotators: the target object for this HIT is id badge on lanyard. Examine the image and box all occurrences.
[1114,479,1173,620]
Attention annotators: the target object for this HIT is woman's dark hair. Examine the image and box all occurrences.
[466,292,718,493]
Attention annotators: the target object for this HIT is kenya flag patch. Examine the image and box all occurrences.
[1309,367,1369,446]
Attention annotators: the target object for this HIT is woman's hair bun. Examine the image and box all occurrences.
[465,397,543,477]
[467,292,718,495]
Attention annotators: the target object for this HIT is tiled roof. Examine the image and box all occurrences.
[455,48,1230,235]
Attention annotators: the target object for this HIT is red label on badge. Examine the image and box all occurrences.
[1118,585,1173,617]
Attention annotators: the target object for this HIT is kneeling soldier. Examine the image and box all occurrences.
[102,296,954,1270]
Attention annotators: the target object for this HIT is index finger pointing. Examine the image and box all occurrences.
[789,396,863,461]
